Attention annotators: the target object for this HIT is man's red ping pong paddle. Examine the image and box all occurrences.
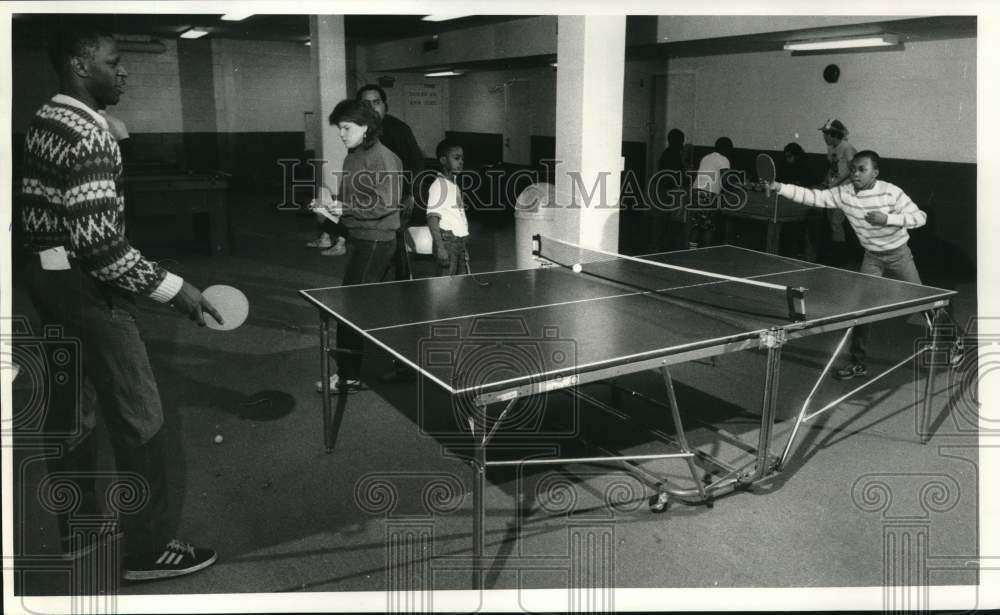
[756,153,776,197]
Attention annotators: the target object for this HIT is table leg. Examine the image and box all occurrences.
[920,309,944,444]
[320,314,333,452]
[766,222,781,254]
[747,333,783,483]
[469,409,486,590]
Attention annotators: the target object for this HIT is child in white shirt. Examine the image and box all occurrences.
[426,139,470,275]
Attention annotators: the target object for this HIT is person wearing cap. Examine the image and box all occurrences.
[312,98,403,394]
[819,119,857,264]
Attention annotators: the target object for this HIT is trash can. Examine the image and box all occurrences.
[513,182,557,269]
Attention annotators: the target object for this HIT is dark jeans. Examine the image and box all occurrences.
[850,244,923,364]
[388,198,415,280]
[319,219,346,239]
[25,259,170,555]
[686,190,719,248]
[335,236,397,380]
[437,230,468,276]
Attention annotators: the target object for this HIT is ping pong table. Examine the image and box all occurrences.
[721,188,815,254]
[299,238,955,588]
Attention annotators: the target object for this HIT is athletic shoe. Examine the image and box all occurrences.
[307,233,333,249]
[949,340,966,367]
[314,373,363,393]
[834,363,868,380]
[60,521,123,561]
[320,237,346,256]
[122,539,217,582]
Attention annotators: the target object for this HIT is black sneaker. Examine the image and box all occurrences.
[123,539,217,582]
[60,521,123,561]
[834,363,868,380]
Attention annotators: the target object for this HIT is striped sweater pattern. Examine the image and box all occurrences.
[777,180,926,252]
[21,96,176,300]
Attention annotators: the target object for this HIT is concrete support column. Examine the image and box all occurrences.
[310,16,348,194]
[553,16,626,251]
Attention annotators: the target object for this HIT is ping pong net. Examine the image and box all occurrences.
[532,235,808,322]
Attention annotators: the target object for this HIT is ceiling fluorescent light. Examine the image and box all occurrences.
[180,28,209,39]
[221,13,253,21]
[425,70,463,77]
[422,14,475,22]
[784,34,899,52]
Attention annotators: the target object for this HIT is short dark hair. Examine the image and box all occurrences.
[783,142,805,157]
[436,138,462,160]
[48,21,114,77]
[715,137,733,155]
[853,150,880,169]
[356,84,388,106]
[667,128,685,148]
[329,99,382,148]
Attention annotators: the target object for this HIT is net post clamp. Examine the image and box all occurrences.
[759,328,788,349]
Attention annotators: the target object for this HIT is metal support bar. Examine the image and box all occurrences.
[920,309,944,443]
[485,452,694,468]
[566,387,737,476]
[777,327,852,470]
[320,315,333,452]
[607,383,757,456]
[483,398,519,447]
[469,412,485,590]
[659,367,709,502]
[802,346,930,423]
[744,340,782,483]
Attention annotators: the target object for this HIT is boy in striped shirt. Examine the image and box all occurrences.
[764,150,931,379]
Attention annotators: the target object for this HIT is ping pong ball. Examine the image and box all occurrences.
[572,264,583,273]
[794,132,800,138]
[214,434,223,444]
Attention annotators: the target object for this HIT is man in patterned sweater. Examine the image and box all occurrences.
[21,22,220,580]
[764,150,935,379]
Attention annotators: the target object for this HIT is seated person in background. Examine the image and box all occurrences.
[781,142,821,261]
[763,150,958,379]
[781,142,813,185]
[426,139,470,276]
[689,137,733,249]
[648,128,688,252]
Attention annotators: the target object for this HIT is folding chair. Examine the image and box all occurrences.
[403,226,471,279]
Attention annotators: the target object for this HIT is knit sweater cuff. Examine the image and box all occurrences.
[149,272,184,303]
[885,213,904,227]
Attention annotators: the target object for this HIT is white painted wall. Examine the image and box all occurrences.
[364,17,557,72]
[211,39,314,133]
[96,40,184,132]
[11,37,315,134]
[665,38,975,162]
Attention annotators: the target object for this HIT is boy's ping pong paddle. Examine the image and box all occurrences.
[756,153,776,197]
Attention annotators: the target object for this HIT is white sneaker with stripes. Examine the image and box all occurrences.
[123,539,217,581]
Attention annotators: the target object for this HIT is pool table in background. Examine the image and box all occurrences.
[123,169,231,256]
